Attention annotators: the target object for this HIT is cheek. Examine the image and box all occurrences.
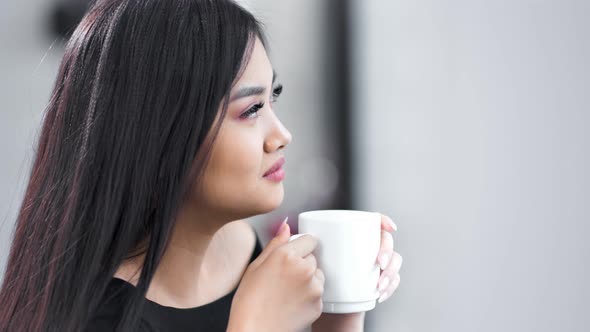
[211,138,260,184]
[196,127,264,211]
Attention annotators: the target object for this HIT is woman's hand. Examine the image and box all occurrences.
[228,221,325,332]
[375,214,402,303]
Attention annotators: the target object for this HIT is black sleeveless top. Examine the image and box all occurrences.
[87,230,263,331]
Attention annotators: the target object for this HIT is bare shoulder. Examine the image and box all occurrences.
[112,254,143,286]
[206,220,257,279]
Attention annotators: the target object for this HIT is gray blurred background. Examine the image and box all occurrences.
[1,0,589,331]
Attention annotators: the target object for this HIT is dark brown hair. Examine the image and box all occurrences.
[0,0,266,330]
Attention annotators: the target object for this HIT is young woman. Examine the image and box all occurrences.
[0,0,402,331]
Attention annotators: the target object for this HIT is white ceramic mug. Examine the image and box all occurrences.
[289,210,381,313]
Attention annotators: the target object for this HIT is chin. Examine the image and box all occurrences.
[207,184,285,219]
[254,185,285,214]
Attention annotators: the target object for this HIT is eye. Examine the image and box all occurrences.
[270,84,283,103]
[240,102,264,119]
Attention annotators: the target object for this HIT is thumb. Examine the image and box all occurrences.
[257,218,290,263]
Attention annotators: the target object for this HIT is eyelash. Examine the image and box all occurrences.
[240,102,265,119]
[239,84,284,119]
[271,84,283,103]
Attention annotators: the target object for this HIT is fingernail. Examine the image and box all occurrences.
[387,217,398,231]
[275,217,289,236]
[378,292,389,303]
[379,253,390,270]
[379,277,390,291]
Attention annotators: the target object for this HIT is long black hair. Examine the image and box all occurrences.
[0,0,266,330]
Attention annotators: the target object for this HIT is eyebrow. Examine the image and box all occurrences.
[230,70,277,102]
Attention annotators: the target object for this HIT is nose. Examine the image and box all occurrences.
[264,114,292,153]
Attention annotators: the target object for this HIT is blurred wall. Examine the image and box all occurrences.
[0,0,62,276]
[350,0,590,331]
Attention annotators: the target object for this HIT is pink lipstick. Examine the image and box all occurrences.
[263,157,286,182]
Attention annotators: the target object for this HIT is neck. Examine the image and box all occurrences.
[117,203,236,308]
[154,202,235,307]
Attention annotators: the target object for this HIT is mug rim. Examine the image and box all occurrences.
[298,210,380,222]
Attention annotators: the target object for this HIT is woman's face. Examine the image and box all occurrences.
[194,37,292,220]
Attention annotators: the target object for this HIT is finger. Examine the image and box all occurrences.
[314,267,325,284]
[380,214,397,232]
[301,253,317,272]
[390,251,403,272]
[257,220,290,263]
[378,273,400,303]
[311,268,325,300]
[286,234,318,258]
[378,252,402,291]
[376,230,394,270]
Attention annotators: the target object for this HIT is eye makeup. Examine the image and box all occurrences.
[235,83,283,120]
[271,84,283,103]
[239,102,264,119]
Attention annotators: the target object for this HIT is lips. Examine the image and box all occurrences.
[263,157,285,177]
